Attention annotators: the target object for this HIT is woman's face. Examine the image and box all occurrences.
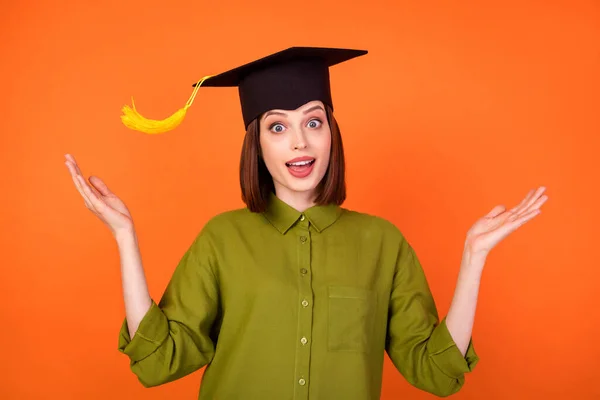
[259,100,332,202]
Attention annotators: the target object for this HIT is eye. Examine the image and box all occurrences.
[307,119,322,129]
[270,123,286,133]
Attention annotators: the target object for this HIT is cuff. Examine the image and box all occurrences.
[118,300,169,362]
[428,317,479,379]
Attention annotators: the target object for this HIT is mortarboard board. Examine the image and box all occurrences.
[120,46,368,134]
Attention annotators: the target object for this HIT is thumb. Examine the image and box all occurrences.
[486,205,506,218]
[89,176,112,196]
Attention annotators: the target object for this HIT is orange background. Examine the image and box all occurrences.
[2,0,599,399]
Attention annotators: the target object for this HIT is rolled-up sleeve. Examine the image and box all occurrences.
[118,300,169,363]
[427,317,478,379]
[386,239,479,397]
[117,227,221,388]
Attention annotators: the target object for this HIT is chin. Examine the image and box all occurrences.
[276,169,327,197]
[285,179,321,194]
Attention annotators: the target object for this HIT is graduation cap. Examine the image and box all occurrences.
[120,46,368,134]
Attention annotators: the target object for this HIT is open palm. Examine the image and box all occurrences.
[64,154,134,236]
[466,186,548,256]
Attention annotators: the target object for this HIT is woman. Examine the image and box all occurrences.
[64,47,548,399]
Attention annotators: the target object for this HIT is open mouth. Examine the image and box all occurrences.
[285,158,316,178]
[285,159,315,168]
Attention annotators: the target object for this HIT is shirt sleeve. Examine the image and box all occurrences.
[117,227,221,388]
[385,238,479,397]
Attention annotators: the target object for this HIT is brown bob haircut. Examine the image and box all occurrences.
[239,104,346,213]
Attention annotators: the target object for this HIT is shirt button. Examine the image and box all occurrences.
[300,215,305,221]
[301,299,309,307]
[300,268,308,275]
[300,236,307,243]
[300,337,308,345]
[299,378,306,386]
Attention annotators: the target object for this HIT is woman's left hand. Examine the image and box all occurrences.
[464,186,549,259]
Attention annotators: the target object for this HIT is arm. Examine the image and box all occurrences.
[64,154,154,341]
[116,228,152,339]
[385,240,478,398]
[447,186,548,356]
[117,227,221,388]
[445,247,484,356]
[387,187,547,396]
[63,155,220,387]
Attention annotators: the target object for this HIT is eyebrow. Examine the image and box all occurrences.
[262,105,325,120]
[302,105,325,114]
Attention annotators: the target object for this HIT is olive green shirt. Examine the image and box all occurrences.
[118,193,478,399]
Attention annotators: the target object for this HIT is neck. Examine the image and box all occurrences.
[274,187,316,212]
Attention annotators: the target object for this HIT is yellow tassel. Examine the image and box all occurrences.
[120,75,213,134]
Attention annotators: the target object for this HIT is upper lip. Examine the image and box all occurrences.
[286,156,315,164]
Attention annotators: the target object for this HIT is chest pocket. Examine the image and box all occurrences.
[327,285,376,352]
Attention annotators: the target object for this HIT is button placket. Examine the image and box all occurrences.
[294,218,312,398]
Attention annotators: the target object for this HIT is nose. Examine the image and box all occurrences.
[293,141,307,150]
[292,127,307,150]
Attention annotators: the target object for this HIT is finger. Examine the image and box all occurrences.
[489,207,541,244]
[65,160,77,179]
[65,159,80,179]
[77,174,103,199]
[65,154,80,173]
[74,173,97,210]
[529,193,549,211]
[67,156,104,198]
[65,156,100,207]
[514,207,542,228]
[89,176,113,197]
[486,205,506,218]
[508,188,535,214]
[517,187,547,215]
[77,174,106,212]
[511,187,546,215]
[65,153,78,167]
[77,175,124,224]
[71,163,102,199]
[66,161,94,209]
[507,206,541,227]
[65,156,87,191]
[66,154,87,181]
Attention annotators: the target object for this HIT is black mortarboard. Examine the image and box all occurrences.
[121,46,368,134]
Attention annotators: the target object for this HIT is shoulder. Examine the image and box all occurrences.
[198,207,259,236]
[337,208,416,270]
[187,206,258,253]
[338,207,407,243]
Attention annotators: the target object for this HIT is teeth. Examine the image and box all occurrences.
[288,160,313,166]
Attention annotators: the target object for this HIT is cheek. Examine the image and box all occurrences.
[317,132,332,163]
[259,137,283,171]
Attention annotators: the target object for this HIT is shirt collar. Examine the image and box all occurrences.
[263,192,343,234]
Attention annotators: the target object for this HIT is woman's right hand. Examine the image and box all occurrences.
[64,153,134,237]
